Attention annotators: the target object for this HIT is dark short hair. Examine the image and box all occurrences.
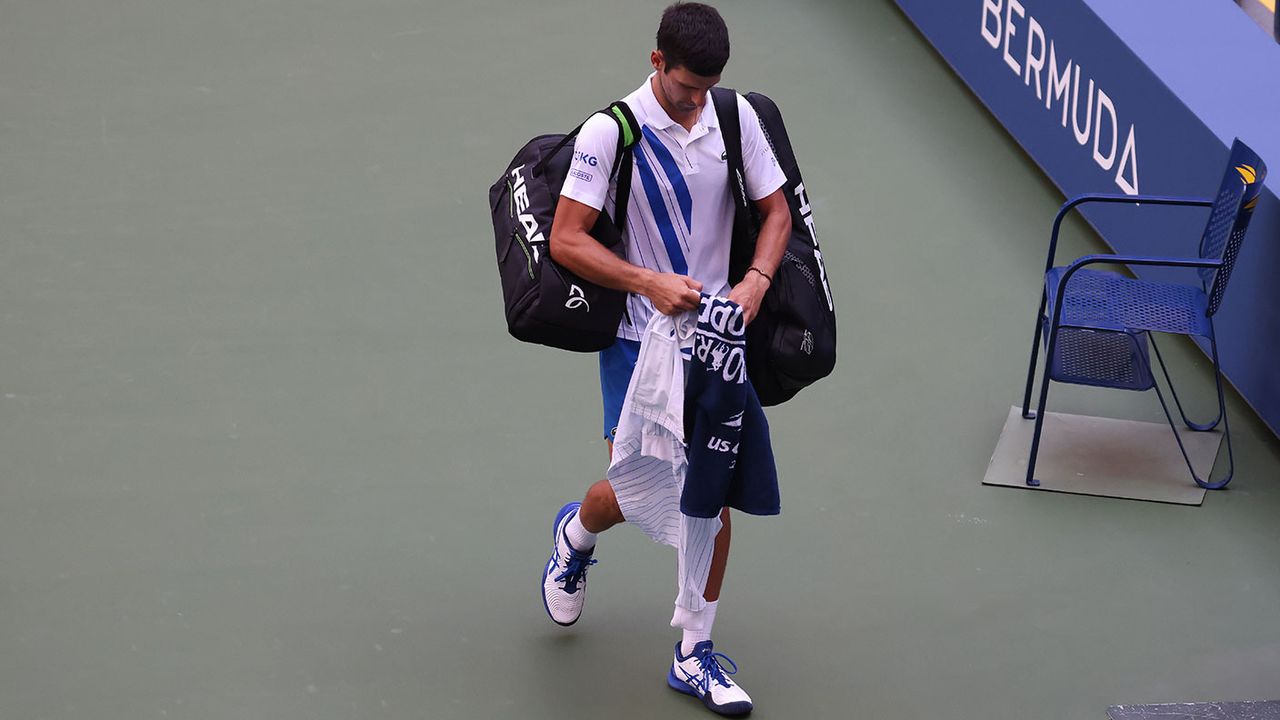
[656,3,730,77]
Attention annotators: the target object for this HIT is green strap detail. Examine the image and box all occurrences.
[513,232,534,280]
[610,105,635,148]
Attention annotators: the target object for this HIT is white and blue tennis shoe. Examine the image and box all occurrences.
[541,502,596,626]
[668,640,753,716]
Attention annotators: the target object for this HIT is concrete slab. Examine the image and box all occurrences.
[984,406,1222,505]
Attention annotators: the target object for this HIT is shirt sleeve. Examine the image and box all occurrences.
[558,113,621,212]
[737,95,787,202]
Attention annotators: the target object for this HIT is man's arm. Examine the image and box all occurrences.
[549,195,702,316]
[727,187,790,324]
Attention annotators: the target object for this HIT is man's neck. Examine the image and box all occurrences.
[651,74,697,131]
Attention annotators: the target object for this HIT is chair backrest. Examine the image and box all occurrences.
[1199,138,1267,316]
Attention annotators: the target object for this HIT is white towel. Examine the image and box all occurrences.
[606,310,723,622]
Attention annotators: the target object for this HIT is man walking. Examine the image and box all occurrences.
[541,3,791,715]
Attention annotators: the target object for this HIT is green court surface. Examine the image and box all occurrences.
[2,1,1278,719]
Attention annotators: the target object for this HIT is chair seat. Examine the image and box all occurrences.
[1049,326,1154,390]
[1044,267,1213,337]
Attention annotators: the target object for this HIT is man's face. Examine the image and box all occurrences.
[651,51,720,116]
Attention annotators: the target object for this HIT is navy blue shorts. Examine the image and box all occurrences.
[599,338,642,441]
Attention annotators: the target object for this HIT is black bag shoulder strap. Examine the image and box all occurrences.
[533,101,641,233]
[711,87,747,212]
[711,87,754,283]
[606,101,640,231]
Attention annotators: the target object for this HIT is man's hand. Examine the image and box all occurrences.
[729,186,790,325]
[727,271,770,325]
[645,272,703,316]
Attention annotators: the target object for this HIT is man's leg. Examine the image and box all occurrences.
[578,478,625,533]
[578,477,732,592]
[577,443,625,533]
[668,506,752,715]
[565,460,753,715]
[675,506,730,650]
[557,475,619,568]
[542,342,638,626]
[576,465,734,600]
[703,507,730,602]
[577,477,735,631]
[542,468,616,626]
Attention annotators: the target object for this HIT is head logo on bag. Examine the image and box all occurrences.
[508,165,546,261]
[794,183,834,311]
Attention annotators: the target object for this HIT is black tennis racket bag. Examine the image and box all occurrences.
[489,102,640,352]
[713,88,837,406]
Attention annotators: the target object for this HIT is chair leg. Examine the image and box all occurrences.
[1021,294,1049,419]
[1203,337,1236,489]
[1151,380,1231,490]
[1205,393,1236,490]
[1149,337,1234,490]
[1149,334,1222,431]
[1025,323,1057,487]
[1151,380,1207,487]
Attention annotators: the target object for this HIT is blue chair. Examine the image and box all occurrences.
[1020,139,1267,489]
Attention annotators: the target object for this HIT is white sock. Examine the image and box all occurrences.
[565,511,597,552]
[680,600,718,656]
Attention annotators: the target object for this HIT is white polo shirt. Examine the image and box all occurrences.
[560,73,786,342]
